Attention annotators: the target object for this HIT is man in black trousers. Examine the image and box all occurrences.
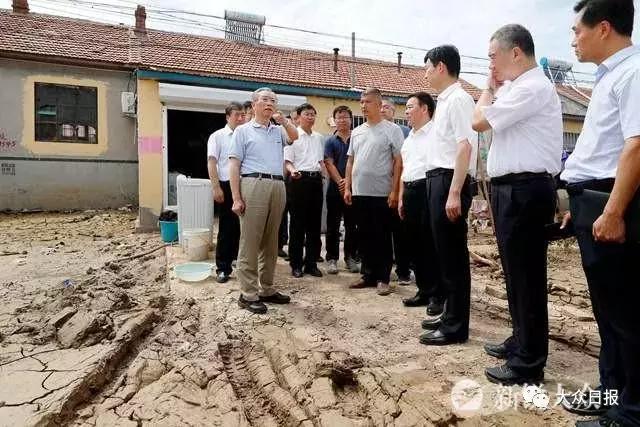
[420,45,477,346]
[473,25,562,384]
[344,87,404,296]
[207,102,246,283]
[284,103,325,278]
[398,92,444,315]
[560,1,640,425]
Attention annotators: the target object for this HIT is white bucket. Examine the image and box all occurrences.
[183,228,211,262]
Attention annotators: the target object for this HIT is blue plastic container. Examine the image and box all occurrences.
[159,220,178,242]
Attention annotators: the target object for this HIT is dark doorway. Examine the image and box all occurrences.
[167,109,226,205]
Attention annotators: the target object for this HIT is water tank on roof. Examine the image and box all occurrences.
[540,57,573,83]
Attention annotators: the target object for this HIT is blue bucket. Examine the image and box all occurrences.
[159,220,178,242]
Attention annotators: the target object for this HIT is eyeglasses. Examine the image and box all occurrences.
[258,96,277,103]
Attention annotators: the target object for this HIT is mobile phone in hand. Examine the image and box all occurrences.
[544,220,575,241]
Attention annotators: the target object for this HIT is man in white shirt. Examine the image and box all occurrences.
[207,102,245,283]
[381,98,412,285]
[398,92,443,314]
[419,45,476,346]
[559,2,640,425]
[284,103,325,278]
[344,87,404,296]
[473,25,562,385]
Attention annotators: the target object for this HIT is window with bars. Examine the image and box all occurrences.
[352,116,409,128]
[563,132,580,153]
[35,83,98,144]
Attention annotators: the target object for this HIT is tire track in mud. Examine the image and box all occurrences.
[219,340,311,427]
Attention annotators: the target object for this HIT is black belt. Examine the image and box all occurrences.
[404,178,426,188]
[299,171,322,178]
[241,173,284,181]
[426,168,454,178]
[565,178,615,196]
[491,172,551,185]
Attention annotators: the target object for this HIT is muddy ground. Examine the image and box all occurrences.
[0,209,602,426]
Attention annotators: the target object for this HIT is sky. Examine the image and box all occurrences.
[3,0,640,87]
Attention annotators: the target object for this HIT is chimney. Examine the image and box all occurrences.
[333,48,339,72]
[12,0,29,14]
[135,5,146,32]
[397,52,402,73]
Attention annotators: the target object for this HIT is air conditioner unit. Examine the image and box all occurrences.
[121,92,136,116]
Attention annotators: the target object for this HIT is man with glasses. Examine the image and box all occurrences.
[284,103,325,278]
[324,105,359,274]
[229,88,298,314]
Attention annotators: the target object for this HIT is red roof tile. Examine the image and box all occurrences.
[0,9,483,99]
[555,84,591,107]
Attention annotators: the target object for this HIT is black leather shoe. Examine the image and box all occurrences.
[421,317,442,330]
[562,385,609,416]
[216,271,230,284]
[292,269,303,278]
[484,342,508,359]
[278,248,288,258]
[304,266,323,277]
[403,294,429,307]
[426,298,445,316]
[419,329,467,346]
[259,292,291,304]
[485,364,543,386]
[238,295,267,314]
[349,278,376,289]
[575,417,624,427]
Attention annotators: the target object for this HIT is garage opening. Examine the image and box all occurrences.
[167,109,226,205]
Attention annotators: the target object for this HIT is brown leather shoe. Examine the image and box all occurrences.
[349,278,375,289]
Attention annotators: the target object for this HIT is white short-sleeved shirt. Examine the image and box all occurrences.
[426,82,477,177]
[561,45,640,183]
[283,127,324,172]
[207,125,234,182]
[348,120,404,197]
[482,67,563,178]
[401,121,433,182]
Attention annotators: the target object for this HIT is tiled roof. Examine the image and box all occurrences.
[0,9,482,100]
[555,84,591,107]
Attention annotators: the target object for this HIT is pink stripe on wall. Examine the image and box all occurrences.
[138,136,162,154]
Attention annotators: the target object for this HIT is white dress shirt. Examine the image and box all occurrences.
[207,125,234,182]
[561,45,640,183]
[426,82,477,177]
[401,121,433,182]
[283,126,324,172]
[483,67,563,178]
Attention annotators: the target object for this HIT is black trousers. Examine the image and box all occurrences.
[325,190,358,261]
[491,174,555,375]
[391,207,412,277]
[568,181,640,426]
[215,181,240,274]
[278,198,289,249]
[425,169,472,338]
[403,179,443,299]
[353,196,393,284]
[288,176,323,270]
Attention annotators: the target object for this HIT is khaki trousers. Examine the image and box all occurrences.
[237,177,286,301]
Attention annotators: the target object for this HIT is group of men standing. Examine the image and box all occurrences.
[206,1,639,425]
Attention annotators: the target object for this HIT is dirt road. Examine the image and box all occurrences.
[0,210,601,426]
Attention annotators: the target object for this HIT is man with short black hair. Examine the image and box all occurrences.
[284,103,325,278]
[243,100,253,122]
[344,87,404,296]
[381,98,412,285]
[324,105,360,274]
[419,45,476,346]
[398,92,444,314]
[559,1,640,425]
[229,88,298,314]
[207,102,245,283]
[473,24,562,385]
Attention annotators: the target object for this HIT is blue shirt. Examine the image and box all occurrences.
[324,133,350,194]
[561,45,640,183]
[229,119,287,176]
[398,124,411,138]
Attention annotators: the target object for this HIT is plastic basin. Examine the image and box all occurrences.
[174,262,213,282]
